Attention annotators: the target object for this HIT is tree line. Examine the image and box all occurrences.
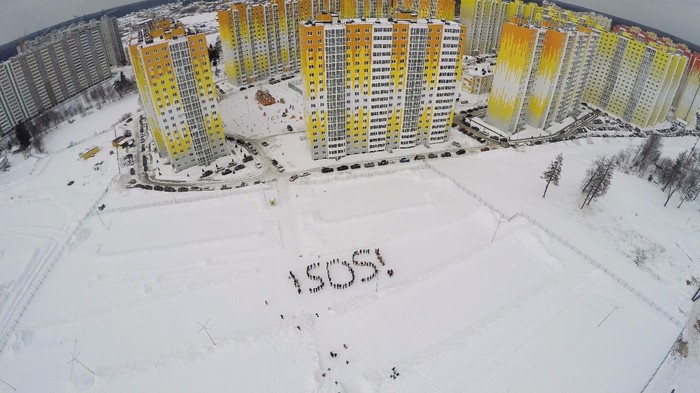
[540,134,700,209]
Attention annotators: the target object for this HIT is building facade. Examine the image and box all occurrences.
[0,20,113,137]
[219,0,301,85]
[486,22,596,134]
[100,16,127,66]
[460,0,610,56]
[675,53,700,127]
[129,20,229,171]
[300,12,466,159]
[584,26,688,128]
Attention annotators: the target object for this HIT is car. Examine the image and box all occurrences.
[452,123,457,128]
[456,149,466,155]
[277,165,285,173]
[477,138,486,143]
[414,154,425,160]
[363,162,375,168]
[221,185,232,190]
[459,127,468,133]
[300,171,311,177]
[452,141,461,148]
[441,152,451,157]
[243,155,254,163]
[154,185,164,191]
[261,141,269,147]
[227,161,237,168]
[289,174,299,182]
[460,110,468,114]
[128,179,137,185]
[130,168,136,175]
[236,182,248,188]
[499,137,508,143]
[190,186,202,191]
[337,165,349,171]
[534,140,543,145]
[142,185,153,190]
[177,187,189,192]
[428,153,438,159]
[321,167,334,173]
[201,170,213,178]
[163,186,176,192]
[240,87,247,91]
[251,149,258,155]
[350,163,361,169]
[234,164,245,171]
[248,84,254,88]
[378,159,389,166]
[271,159,279,166]
[98,204,106,211]
[480,147,490,152]
[67,180,75,186]
[489,135,499,140]
[399,157,410,163]
[255,162,262,169]
[222,168,233,175]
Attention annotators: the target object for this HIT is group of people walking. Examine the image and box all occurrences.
[289,271,302,294]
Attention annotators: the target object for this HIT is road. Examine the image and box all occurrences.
[128,107,603,191]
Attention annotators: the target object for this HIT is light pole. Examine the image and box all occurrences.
[113,125,121,175]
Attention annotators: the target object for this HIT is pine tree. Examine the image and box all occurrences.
[541,153,563,198]
[14,121,31,148]
[663,151,690,207]
[678,171,700,208]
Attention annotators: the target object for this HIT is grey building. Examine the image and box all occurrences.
[100,16,127,66]
[0,19,113,137]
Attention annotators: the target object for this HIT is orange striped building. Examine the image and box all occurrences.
[300,12,466,159]
[129,20,228,171]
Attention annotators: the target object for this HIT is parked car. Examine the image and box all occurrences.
[300,172,311,177]
[428,153,438,159]
[261,141,269,147]
[98,204,106,211]
[201,170,213,178]
[321,167,334,173]
[243,155,254,163]
[378,159,389,166]
[177,187,189,192]
[235,164,246,171]
[271,159,279,166]
[154,185,164,191]
[130,168,136,175]
[337,165,349,171]
[221,185,232,190]
[236,182,248,188]
[350,163,361,169]
[255,162,262,169]
[289,174,299,182]
[142,185,153,190]
[163,186,175,192]
[456,149,466,155]
[480,147,490,152]
[67,180,75,186]
[441,152,452,157]
[276,164,285,172]
[452,141,461,148]
[190,186,202,191]
[414,154,425,160]
[222,169,233,175]
[399,157,410,163]
[363,162,375,168]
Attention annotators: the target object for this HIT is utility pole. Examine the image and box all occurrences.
[113,125,121,175]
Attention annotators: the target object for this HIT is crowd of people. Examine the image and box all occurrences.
[306,262,325,293]
[289,271,302,294]
[326,259,356,289]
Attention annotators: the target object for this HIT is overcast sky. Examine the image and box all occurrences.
[0,0,699,46]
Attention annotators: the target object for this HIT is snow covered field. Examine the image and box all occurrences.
[1,92,699,393]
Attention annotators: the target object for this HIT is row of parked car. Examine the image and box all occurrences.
[318,150,476,174]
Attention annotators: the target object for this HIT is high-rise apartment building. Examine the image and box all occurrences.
[486,22,596,134]
[0,20,112,137]
[584,26,688,128]
[300,12,466,159]
[100,16,127,66]
[219,0,301,85]
[675,53,700,127]
[460,0,610,56]
[129,20,228,171]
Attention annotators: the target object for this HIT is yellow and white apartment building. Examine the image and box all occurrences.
[486,22,597,134]
[675,53,700,127]
[129,20,228,171]
[584,26,688,128]
[219,0,456,85]
[300,12,466,159]
[459,0,610,55]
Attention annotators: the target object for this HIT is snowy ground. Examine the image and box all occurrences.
[2,96,699,392]
[219,77,305,139]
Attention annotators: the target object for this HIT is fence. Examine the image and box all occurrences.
[425,162,683,328]
[0,178,117,353]
[93,184,275,215]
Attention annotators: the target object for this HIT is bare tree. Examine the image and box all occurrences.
[678,171,700,208]
[541,153,564,198]
[663,151,690,207]
[581,156,615,209]
[633,134,663,175]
